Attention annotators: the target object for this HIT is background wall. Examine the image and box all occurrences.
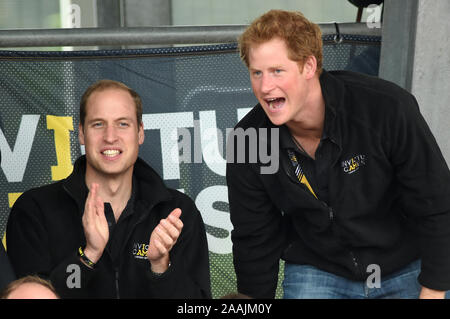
[379,0,450,165]
[0,0,368,29]
[410,0,450,165]
[171,0,361,25]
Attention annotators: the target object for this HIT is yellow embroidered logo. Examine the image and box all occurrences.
[132,243,148,260]
[341,154,366,174]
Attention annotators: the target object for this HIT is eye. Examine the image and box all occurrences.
[274,69,283,74]
[251,70,262,77]
[92,122,103,128]
[119,122,130,127]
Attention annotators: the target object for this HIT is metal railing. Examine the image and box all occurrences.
[0,23,381,48]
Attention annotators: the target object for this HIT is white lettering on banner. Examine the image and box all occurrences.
[0,108,255,255]
[195,185,232,254]
[237,107,252,122]
[129,108,275,254]
[142,112,194,180]
[199,111,226,176]
[173,127,192,166]
[0,115,40,182]
[147,108,256,179]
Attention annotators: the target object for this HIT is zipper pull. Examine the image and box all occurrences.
[115,268,120,299]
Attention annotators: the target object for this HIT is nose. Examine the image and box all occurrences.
[104,125,118,143]
[260,74,275,94]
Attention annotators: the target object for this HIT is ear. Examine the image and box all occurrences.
[138,122,144,145]
[302,55,318,80]
[78,123,85,145]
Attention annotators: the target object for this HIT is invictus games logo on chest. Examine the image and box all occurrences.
[341,154,366,174]
[132,242,148,260]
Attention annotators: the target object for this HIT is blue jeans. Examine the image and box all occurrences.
[283,260,449,299]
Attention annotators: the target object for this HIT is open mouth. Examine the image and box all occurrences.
[265,97,285,111]
[101,149,121,157]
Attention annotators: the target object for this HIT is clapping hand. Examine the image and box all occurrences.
[147,208,183,273]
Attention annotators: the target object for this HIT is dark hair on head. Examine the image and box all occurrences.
[79,79,143,128]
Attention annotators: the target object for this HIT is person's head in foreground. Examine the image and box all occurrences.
[0,275,59,299]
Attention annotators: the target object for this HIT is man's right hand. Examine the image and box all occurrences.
[81,183,109,264]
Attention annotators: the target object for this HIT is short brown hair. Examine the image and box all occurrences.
[0,275,59,299]
[239,9,323,74]
[80,79,143,128]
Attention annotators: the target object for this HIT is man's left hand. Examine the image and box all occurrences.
[419,286,446,299]
[147,208,183,274]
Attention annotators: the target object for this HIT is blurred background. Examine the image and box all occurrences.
[0,0,374,29]
[0,0,449,299]
[0,0,377,51]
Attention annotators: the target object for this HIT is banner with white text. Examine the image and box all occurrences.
[0,36,380,298]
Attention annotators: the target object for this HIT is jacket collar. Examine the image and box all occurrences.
[278,70,343,150]
[63,155,173,214]
[319,70,344,148]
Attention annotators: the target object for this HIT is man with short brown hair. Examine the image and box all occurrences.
[7,80,211,298]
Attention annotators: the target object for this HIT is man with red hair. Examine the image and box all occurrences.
[227,9,450,299]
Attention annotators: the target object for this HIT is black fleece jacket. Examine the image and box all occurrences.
[7,156,211,298]
[227,70,450,298]
[0,243,15,291]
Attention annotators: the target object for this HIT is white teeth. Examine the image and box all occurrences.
[266,98,282,110]
[102,150,120,157]
[268,99,282,110]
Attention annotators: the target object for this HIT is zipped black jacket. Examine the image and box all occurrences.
[226,70,450,298]
[7,156,211,298]
[0,243,15,291]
